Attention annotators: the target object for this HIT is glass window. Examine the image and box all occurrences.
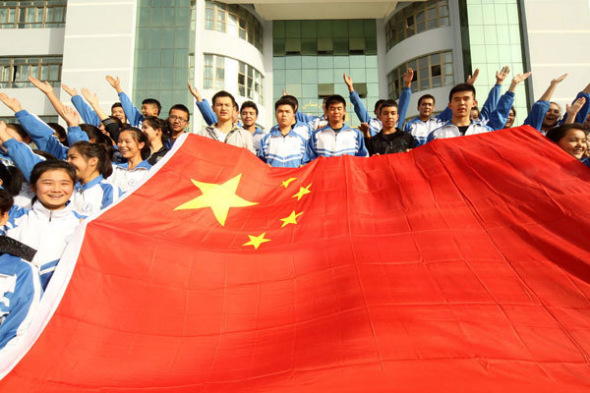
[0,56,62,88]
[387,50,453,99]
[385,0,450,50]
[204,1,263,52]
[0,0,67,29]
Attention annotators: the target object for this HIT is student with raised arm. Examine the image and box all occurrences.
[258,97,310,168]
[427,83,493,142]
[486,71,532,130]
[62,83,127,127]
[187,81,217,126]
[80,88,124,145]
[343,69,412,136]
[106,75,160,127]
[195,91,254,153]
[307,94,368,159]
[523,74,568,133]
[364,99,415,156]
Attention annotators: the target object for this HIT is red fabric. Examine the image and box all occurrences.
[2,126,590,392]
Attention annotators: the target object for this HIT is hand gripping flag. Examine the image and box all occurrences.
[1,126,589,392]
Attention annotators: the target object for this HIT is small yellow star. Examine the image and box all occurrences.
[280,211,303,228]
[243,233,271,250]
[292,184,312,201]
[174,174,257,226]
[281,178,297,188]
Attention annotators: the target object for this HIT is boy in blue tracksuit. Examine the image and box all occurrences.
[259,98,310,168]
[106,75,160,127]
[307,95,368,159]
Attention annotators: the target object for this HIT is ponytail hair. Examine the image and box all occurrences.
[143,116,170,145]
[70,141,113,179]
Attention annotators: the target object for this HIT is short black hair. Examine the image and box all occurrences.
[449,83,476,102]
[0,163,10,190]
[283,95,299,111]
[30,160,76,187]
[240,101,259,115]
[142,98,162,115]
[275,97,296,112]
[0,189,13,215]
[546,123,587,143]
[379,99,398,111]
[325,94,346,109]
[47,122,68,146]
[374,99,386,113]
[80,124,107,144]
[211,90,237,107]
[111,102,123,111]
[418,94,436,106]
[169,104,190,121]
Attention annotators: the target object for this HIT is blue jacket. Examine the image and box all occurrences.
[307,124,368,159]
[71,95,101,127]
[403,107,453,147]
[15,110,68,160]
[119,92,144,127]
[259,126,310,168]
[0,253,43,350]
[196,99,218,126]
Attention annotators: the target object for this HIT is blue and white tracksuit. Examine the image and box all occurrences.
[295,112,328,132]
[196,100,218,126]
[71,175,121,217]
[259,126,311,168]
[349,87,411,136]
[251,127,266,156]
[427,120,493,142]
[15,110,68,160]
[71,95,101,127]
[308,124,369,159]
[0,254,43,350]
[119,92,145,127]
[403,107,452,147]
[6,201,85,289]
[108,160,152,193]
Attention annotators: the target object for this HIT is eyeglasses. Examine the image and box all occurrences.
[169,115,188,123]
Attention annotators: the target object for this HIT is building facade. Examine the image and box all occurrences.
[0,0,588,129]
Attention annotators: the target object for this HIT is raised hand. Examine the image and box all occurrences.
[106,75,122,93]
[495,66,511,85]
[565,97,586,124]
[508,72,532,92]
[62,105,81,127]
[0,121,11,143]
[0,92,22,113]
[466,68,480,85]
[358,122,371,138]
[81,88,99,107]
[62,83,78,97]
[28,75,54,95]
[403,68,414,88]
[343,73,354,92]
[187,80,202,101]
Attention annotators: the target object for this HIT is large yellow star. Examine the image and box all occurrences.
[280,211,303,228]
[243,233,271,250]
[174,174,257,226]
[292,184,312,201]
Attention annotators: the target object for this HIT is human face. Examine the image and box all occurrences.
[327,102,346,128]
[418,98,434,119]
[470,107,480,121]
[118,131,144,160]
[112,106,126,123]
[543,103,561,128]
[505,108,516,128]
[67,147,97,183]
[241,107,258,128]
[168,109,189,134]
[449,91,477,120]
[378,105,399,131]
[141,103,159,117]
[557,128,587,159]
[275,105,295,129]
[141,122,161,143]
[212,97,234,122]
[33,169,74,210]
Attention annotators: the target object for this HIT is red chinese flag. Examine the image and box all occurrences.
[1,126,589,392]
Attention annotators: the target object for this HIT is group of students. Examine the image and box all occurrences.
[0,65,589,351]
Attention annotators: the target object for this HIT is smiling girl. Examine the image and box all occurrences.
[108,127,151,192]
[141,116,170,165]
[6,160,84,289]
[546,123,589,166]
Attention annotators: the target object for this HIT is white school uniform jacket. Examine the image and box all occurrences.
[427,120,493,142]
[71,175,121,217]
[6,201,84,289]
[108,160,152,193]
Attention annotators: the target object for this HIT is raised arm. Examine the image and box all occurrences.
[0,121,43,182]
[188,81,217,126]
[28,75,66,120]
[344,73,371,124]
[397,68,413,128]
[564,97,586,124]
[480,66,510,121]
[62,106,89,146]
[487,72,531,130]
[107,75,142,126]
[523,73,568,130]
[63,83,101,127]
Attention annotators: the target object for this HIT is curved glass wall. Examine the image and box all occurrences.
[386,0,450,50]
[388,51,454,100]
[203,54,264,105]
[205,1,263,53]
